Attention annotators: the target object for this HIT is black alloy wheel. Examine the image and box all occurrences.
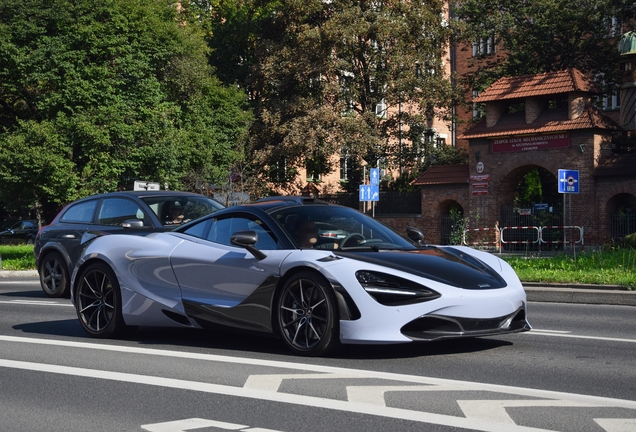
[277,271,339,356]
[39,252,69,298]
[75,262,126,338]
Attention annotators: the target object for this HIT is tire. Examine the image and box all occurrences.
[276,271,340,356]
[75,262,127,338]
[39,252,69,298]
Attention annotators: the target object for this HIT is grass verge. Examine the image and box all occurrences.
[0,245,36,271]
[1,245,635,289]
[503,248,636,289]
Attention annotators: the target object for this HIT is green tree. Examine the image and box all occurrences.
[0,0,251,222]
[205,0,456,190]
[454,0,631,94]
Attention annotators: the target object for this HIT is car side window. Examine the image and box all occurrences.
[60,200,98,223]
[181,219,210,239]
[207,216,278,250]
[97,198,146,226]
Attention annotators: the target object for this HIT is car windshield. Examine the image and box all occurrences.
[140,196,224,226]
[271,205,418,251]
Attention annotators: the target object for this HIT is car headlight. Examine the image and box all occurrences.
[355,270,440,306]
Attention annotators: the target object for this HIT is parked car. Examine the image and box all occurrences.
[0,220,39,245]
[35,191,224,298]
[68,196,530,356]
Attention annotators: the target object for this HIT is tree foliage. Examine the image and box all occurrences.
[454,0,632,93]
[201,0,456,191]
[0,0,251,221]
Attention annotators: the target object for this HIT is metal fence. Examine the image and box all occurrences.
[499,204,564,251]
[319,191,421,215]
[611,209,636,241]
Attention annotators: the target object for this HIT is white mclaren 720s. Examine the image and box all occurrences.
[70,196,530,356]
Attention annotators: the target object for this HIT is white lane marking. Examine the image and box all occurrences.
[244,373,361,392]
[528,331,636,344]
[142,418,247,431]
[0,359,551,432]
[458,400,599,426]
[0,300,73,307]
[1,335,636,412]
[347,385,468,406]
[594,418,636,432]
[530,329,571,334]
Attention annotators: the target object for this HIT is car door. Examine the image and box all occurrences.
[51,199,100,266]
[171,214,287,308]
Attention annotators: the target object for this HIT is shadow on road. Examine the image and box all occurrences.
[11,318,513,360]
[1,289,50,299]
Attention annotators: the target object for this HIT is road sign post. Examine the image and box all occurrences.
[558,169,580,253]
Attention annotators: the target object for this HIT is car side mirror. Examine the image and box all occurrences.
[121,219,144,229]
[406,226,425,244]
[231,230,267,260]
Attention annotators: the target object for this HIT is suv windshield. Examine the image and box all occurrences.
[271,205,418,251]
[141,196,224,226]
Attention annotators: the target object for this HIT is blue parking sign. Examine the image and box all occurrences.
[558,169,579,194]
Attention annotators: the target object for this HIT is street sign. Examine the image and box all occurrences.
[359,185,379,201]
[369,168,380,186]
[558,169,579,194]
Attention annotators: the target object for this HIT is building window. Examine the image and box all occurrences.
[472,89,485,120]
[603,91,620,110]
[609,16,622,37]
[270,158,287,183]
[306,154,326,182]
[472,35,495,57]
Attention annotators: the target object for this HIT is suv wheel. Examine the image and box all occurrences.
[39,252,69,298]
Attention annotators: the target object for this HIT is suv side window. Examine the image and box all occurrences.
[97,198,146,226]
[60,200,98,223]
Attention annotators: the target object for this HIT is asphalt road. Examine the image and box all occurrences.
[1,276,635,432]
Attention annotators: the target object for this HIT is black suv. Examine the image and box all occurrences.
[0,220,39,245]
[35,191,224,297]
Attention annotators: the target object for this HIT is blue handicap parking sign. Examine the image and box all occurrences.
[558,169,579,194]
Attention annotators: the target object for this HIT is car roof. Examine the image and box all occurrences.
[72,190,208,202]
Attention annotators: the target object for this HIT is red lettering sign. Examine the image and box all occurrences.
[491,133,570,153]
[472,182,489,189]
[472,190,488,196]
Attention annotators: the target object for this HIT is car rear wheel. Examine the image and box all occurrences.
[277,271,339,356]
[75,262,127,338]
[39,252,69,298]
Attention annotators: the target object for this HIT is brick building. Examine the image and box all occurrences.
[412,67,636,247]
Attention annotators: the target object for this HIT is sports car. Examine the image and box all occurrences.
[70,196,530,356]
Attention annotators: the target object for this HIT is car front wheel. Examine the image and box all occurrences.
[276,271,340,356]
[75,262,127,338]
[39,252,69,298]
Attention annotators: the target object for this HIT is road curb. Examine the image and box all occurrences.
[524,286,636,306]
[0,270,38,277]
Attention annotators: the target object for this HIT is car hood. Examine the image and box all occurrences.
[334,247,507,289]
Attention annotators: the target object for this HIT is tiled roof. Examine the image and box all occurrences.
[459,106,620,139]
[595,153,636,177]
[473,69,600,103]
[411,164,469,186]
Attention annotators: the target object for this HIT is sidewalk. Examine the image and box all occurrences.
[1,270,635,306]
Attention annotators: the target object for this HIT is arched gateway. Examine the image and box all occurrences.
[414,68,636,247]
